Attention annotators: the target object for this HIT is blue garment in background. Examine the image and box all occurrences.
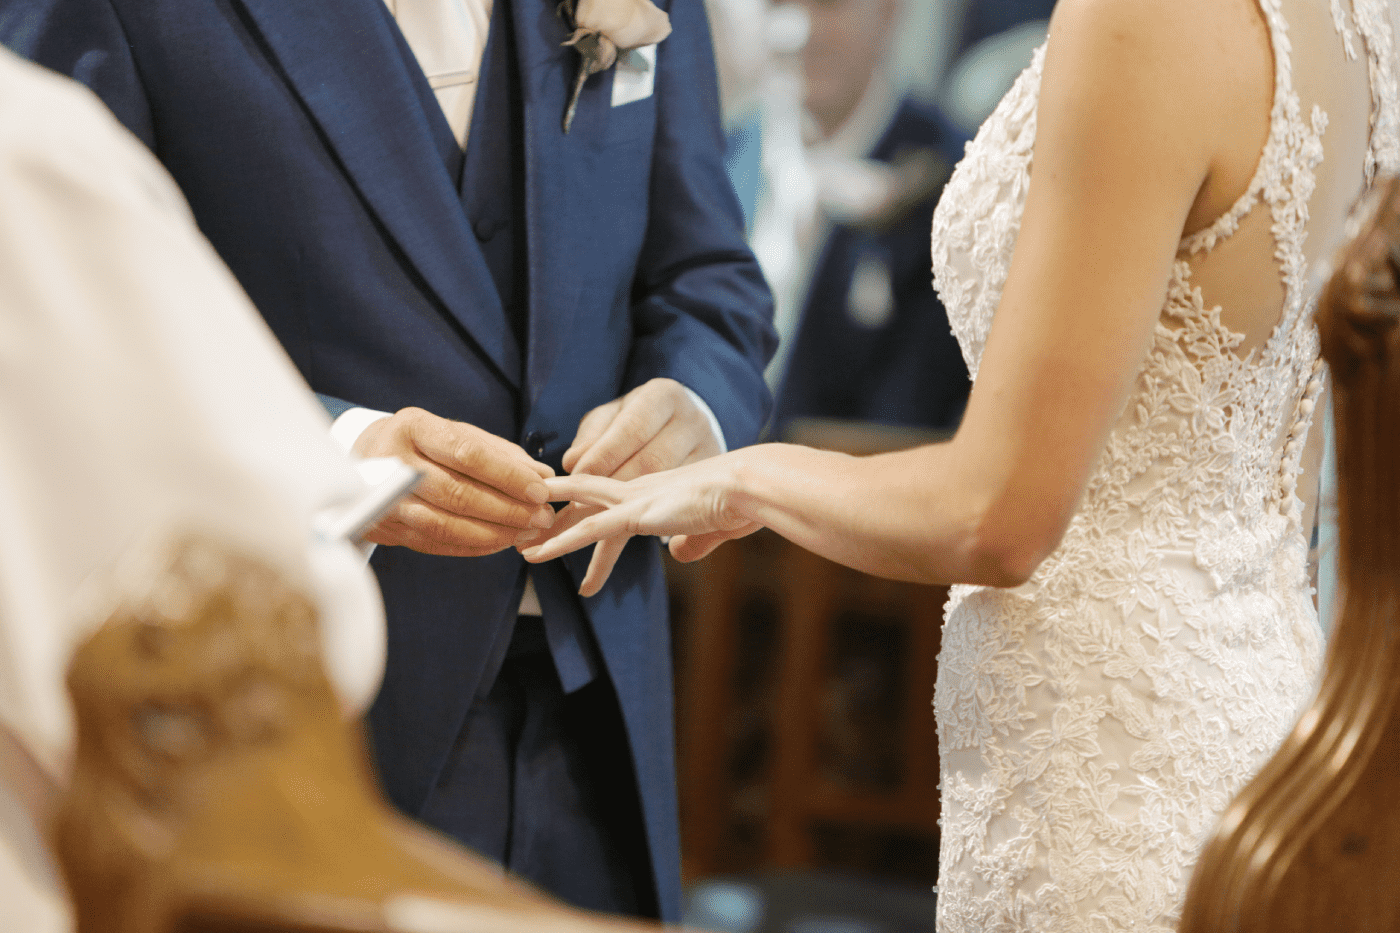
[725,113,764,233]
[772,99,971,435]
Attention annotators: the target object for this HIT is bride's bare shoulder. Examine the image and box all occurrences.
[1038,0,1271,158]
[1044,0,1268,83]
[1047,0,1265,35]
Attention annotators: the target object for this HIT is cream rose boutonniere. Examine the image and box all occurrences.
[558,0,671,132]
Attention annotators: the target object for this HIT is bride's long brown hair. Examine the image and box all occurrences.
[1317,175,1400,619]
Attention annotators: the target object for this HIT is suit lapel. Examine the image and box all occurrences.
[234,0,520,387]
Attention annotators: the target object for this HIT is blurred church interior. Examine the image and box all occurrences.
[672,3,1056,930]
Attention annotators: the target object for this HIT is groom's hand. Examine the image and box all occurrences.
[353,407,556,557]
[563,378,721,480]
[536,379,722,588]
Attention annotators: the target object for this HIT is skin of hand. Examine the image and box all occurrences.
[523,453,762,596]
[352,407,557,557]
[526,377,726,591]
[562,377,722,480]
[529,0,1278,594]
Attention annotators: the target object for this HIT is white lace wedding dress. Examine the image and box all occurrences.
[928,0,1400,930]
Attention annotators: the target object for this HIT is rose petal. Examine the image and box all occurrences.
[574,0,671,50]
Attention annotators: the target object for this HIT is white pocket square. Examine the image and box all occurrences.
[611,44,657,107]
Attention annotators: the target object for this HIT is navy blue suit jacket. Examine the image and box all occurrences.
[773,99,969,435]
[2,0,776,918]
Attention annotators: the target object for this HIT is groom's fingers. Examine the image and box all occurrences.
[667,533,720,563]
[606,380,719,480]
[357,407,550,506]
[412,464,552,528]
[365,503,533,557]
[608,418,706,482]
[409,414,550,502]
[565,378,718,481]
[562,397,623,473]
[568,386,674,478]
[352,407,560,555]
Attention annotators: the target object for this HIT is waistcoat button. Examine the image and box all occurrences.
[473,217,500,241]
[523,431,548,459]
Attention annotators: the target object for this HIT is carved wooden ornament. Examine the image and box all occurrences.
[58,537,653,933]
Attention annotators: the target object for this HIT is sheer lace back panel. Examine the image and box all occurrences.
[928,1,1399,931]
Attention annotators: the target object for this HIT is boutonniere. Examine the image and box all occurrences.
[558,0,671,133]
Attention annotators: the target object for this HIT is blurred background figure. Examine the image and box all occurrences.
[706,0,1060,440]
[766,0,970,436]
[938,0,1055,135]
[706,0,776,231]
[713,0,971,437]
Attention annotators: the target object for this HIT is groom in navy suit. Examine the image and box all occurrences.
[1,0,775,920]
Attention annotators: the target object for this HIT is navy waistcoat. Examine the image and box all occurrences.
[398,0,601,693]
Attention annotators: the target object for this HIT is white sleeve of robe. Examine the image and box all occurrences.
[0,48,389,932]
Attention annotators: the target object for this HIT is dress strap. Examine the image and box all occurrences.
[1178,0,1304,258]
[1342,0,1400,180]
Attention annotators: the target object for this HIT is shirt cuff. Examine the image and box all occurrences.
[682,385,727,454]
[346,456,407,563]
[330,406,392,453]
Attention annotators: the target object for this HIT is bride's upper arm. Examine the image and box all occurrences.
[941,0,1259,577]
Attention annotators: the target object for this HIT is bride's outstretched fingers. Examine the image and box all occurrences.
[669,523,762,562]
[542,473,629,508]
[523,455,755,571]
[520,502,636,564]
[516,497,635,595]
[579,533,630,597]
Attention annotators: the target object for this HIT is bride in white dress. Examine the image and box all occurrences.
[525,0,1400,929]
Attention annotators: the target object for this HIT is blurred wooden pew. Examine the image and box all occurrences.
[671,419,950,881]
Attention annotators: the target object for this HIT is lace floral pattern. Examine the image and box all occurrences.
[927,2,1397,930]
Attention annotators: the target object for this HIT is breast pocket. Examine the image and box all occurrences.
[568,45,659,151]
[601,86,657,147]
[611,44,657,106]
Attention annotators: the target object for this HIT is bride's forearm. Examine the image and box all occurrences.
[722,441,1051,587]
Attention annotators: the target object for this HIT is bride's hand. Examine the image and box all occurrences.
[520,457,761,596]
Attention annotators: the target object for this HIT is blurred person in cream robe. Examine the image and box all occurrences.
[0,47,389,932]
